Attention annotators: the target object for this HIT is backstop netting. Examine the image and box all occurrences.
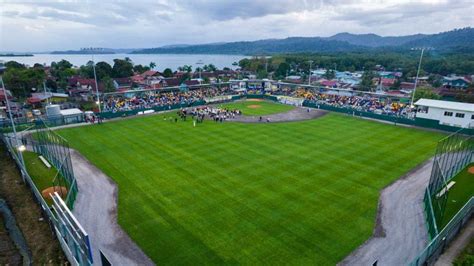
[425,125,473,236]
[25,119,78,208]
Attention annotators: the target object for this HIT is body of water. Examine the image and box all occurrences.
[0,54,247,71]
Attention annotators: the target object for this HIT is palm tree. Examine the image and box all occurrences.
[149,62,156,69]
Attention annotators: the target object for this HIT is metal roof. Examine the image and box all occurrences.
[415,98,474,112]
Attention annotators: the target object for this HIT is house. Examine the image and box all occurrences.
[162,78,181,87]
[400,82,416,90]
[0,89,13,102]
[442,76,471,88]
[113,78,132,90]
[27,92,68,106]
[415,98,474,128]
[141,70,162,78]
[319,79,338,88]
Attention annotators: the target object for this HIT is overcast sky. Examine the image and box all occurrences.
[1,0,473,52]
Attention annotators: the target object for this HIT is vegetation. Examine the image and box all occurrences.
[239,51,474,80]
[413,87,442,102]
[0,144,66,264]
[454,237,474,266]
[434,163,474,229]
[133,28,474,55]
[58,111,442,265]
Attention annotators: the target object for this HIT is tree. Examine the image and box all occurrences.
[133,64,150,74]
[3,67,45,98]
[112,59,134,78]
[163,68,173,77]
[257,69,268,79]
[274,62,290,79]
[45,79,58,92]
[101,76,115,93]
[413,87,441,102]
[178,65,192,73]
[79,61,94,78]
[323,69,335,79]
[359,71,376,91]
[203,64,217,72]
[5,61,25,69]
[95,61,113,80]
[149,62,156,69]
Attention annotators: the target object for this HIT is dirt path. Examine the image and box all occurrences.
[339,159,434,265]
[227,106,327,123]
[70,150,154,266]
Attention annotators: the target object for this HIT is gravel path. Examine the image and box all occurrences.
[339,158,434,266]
[71,150,154,266]
[226,106,327,123]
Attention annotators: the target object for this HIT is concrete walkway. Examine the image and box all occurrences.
[435,218,474,266]
[339,159,434,266]
[71,150,154,266]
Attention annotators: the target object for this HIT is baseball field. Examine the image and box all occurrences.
[57,102,443,264]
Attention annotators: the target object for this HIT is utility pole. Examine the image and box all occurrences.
[410,47,426,109]
[43,80,50,105]
[308,60,313,86]
[92,54,101,113]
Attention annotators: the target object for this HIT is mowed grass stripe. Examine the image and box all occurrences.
[58,110,443,265]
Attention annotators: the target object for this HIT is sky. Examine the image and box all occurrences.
[0,0,473,52]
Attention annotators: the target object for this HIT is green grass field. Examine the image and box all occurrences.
[218,100,294,116]
[435,163,474,229]
[57,105,443,265]
[22,151,60,204]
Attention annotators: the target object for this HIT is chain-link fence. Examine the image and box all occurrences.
[427,127,473,231]
[1,134,92,265]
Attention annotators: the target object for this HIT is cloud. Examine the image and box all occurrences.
[0,0,472,52]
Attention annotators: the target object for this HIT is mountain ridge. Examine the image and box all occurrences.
[132,27,473,55]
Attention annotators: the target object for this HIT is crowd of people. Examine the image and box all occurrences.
[304,91,409,116]
[102,85,410,117]
[103,86,234,113]
[172,106,243,124]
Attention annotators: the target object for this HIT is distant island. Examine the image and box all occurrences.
[0,53,34,57]
[50,47,142,55]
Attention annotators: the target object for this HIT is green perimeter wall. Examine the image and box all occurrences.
[302,101,474,134]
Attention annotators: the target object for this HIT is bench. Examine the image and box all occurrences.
[436,181,456,198]
[38,155,51,169]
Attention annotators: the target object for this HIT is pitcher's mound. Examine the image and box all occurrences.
[248,105,261,109]
[41,186,68,199]
[468,166,474,174]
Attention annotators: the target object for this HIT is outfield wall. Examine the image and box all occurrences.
[302,100,474,134]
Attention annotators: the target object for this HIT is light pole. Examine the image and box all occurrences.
[0,62,26,170]
[92,54,101,113]
[196,60,204,84]
[308,60,313,86]
[410,47,426,110]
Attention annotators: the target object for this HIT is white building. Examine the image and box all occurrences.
[415,99,474,128]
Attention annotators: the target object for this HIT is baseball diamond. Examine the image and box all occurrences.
[56,101,445,265]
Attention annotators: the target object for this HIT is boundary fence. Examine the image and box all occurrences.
[411,126,473,265]
[410,197,473,265]
[2,131,92,265]
[303,100,474,134]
